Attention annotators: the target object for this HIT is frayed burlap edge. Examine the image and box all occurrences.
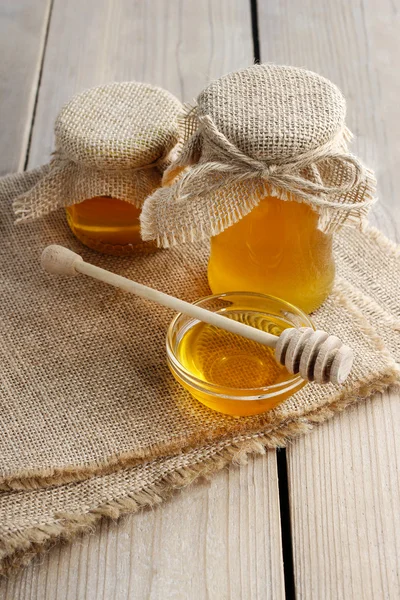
[1,362,398,493]
[140,169,377,248]
[1,372,399,578]
[365,224,400,257]
[1,265,399,493]
[336,278,400,331]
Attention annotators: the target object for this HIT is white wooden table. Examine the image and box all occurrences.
[0,1,399,598]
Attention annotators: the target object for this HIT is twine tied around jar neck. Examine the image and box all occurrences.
[170,110,370,212]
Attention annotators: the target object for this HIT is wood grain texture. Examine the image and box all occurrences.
[1,455,284,600]
[27,0,254,169]
[258,1,400,597]
[258,0,400,242]
[0,0,51,173]
[288,391,400,600]
[0,1,285,598]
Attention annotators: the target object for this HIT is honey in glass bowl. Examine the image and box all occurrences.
[167,292,312,417]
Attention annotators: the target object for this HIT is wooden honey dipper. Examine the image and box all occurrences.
[41,245,354,385]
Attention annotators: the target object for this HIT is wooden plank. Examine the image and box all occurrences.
[257,0,400,242]
[258,0,400,597]
[2,455,284,600]
[27,0,256,169]
[0,0,52,173]
[288,392,400,599]
[0,1,285,598]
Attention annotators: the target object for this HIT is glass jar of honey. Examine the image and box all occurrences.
[208,193,335,313]
[141,64,375,312]
[65,196,155,256]
[13,82,183,256]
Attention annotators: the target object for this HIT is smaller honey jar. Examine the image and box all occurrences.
[141,64,376,313]
[13,82,183,256]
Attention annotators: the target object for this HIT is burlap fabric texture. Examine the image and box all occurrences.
[7,81,183,223]
[141,64,377,246]
[0,161,399,494]
[0,202,399,574]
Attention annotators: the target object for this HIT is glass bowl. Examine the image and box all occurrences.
[166,292,315,416]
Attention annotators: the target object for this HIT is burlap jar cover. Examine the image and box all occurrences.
[6,81,183,223]
[140,64,376,245]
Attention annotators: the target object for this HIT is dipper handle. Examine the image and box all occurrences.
[41,245,354,385]
[41,245,280,347]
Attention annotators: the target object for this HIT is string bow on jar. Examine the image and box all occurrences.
[141,64,376,247]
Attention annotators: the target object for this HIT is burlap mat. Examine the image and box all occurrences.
[0,191,399,573]
[1,189,399,491]
[0,191,398,493]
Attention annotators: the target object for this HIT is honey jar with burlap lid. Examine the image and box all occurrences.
[141,64,377,312]
[12,81,183,256]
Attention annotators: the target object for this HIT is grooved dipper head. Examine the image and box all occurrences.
[275,327,354,385]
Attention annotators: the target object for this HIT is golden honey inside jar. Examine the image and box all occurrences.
[66,196,157,256]
[167,293,311,416]
[208,192,335,314]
